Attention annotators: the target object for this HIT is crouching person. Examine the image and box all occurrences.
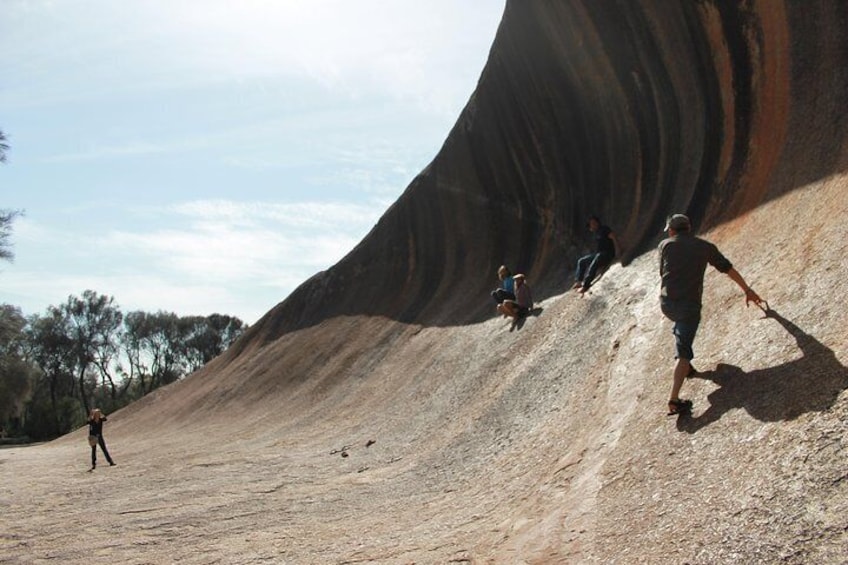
[491,265,516,305]
[497,274,533,321]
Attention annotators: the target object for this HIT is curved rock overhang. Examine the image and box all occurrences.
[240,0,848,348]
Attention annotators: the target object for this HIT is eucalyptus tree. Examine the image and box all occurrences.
[62,291,123,413]
[122,310,184,394]
[0,131,18,264]
[0,305,33,431]
[180,314,246,373]
[25,308,79,437]
[0,209,22,263]
[0,129,8,163]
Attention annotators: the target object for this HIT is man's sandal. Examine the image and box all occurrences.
[667,399,693,416]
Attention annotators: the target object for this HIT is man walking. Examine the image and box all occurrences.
[659,214,763,415]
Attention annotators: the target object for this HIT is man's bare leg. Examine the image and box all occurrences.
[670,358,691,403]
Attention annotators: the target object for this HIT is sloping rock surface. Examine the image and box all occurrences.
[2,2,847,563]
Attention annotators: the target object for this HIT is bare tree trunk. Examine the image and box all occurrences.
[77,368,90,415]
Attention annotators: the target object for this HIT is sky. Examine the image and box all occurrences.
[0,0,504,324]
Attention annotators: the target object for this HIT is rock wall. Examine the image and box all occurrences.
[239,0,848,350]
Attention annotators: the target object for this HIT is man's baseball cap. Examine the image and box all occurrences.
[664,214,691,231]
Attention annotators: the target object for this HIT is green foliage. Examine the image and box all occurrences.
[0,209,23,263]
[180,313,246,372]
[25,307,79,437]
[123,310,184,394]
[0,305,34,427]
[0,129,8,163]
[10,292,247,441]
[25,389,80,440]
[0,359,31,419]
[62,290,123,414]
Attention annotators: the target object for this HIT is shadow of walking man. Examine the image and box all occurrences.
[679,308,848,433]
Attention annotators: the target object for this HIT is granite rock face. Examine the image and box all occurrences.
[246,0,848,344]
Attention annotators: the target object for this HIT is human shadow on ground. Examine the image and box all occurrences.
[678,308,848,433]
[509,306,544,332]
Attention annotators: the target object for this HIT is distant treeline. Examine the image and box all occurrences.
[0,290,246,442]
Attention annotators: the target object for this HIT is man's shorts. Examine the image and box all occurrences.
[672,318,700,360]
[660,298,702,360]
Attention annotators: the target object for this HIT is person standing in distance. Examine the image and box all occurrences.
[659,214,764,415]
[87,408,116,471]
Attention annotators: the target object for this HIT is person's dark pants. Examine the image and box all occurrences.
[575,253,612,290]
[91,435,114,467]
[491,289,516,304]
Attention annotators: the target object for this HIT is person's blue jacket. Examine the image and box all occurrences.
[502,275,515,295]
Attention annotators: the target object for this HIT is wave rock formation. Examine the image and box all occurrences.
[7,2,848,563]
[245,0,847,342]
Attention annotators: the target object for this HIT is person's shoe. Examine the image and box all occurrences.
[109,462,116,466]
[667,398,693,415]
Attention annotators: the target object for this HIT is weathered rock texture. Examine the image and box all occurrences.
[2,2,847,564]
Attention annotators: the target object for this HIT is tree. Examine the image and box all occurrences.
[25,308,79,437]
[0,305,34,434]
[0,209,22,263]
[122,310,183,395]
[180,314,246,373]
[18,288,246,439]
[1,129,22,264]
[0,129,8,163]
[62,291,123,414]
[24,293,124,438]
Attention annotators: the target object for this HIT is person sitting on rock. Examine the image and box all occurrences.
[497,273,533,320]
[491,265,516,305]
[572,215,620,294]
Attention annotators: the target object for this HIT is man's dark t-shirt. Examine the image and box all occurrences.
[659,232,732,321]
[595,225,615,257]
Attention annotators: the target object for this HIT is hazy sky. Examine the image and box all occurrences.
[1,1,504,324]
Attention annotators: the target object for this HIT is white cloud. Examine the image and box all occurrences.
[168,199,378,232]
[1,0,503,117]
[43,141,174,163]
[3,199,383,323]
[100,200,376,279]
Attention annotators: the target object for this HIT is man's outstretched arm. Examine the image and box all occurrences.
[726,267,763,307]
